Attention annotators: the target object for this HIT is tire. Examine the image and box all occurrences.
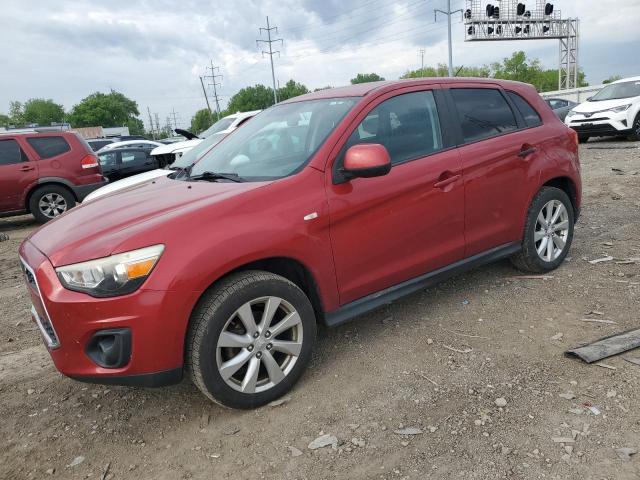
[510,186,575,273]
[29,185,76,223]
[578,135,589,144]
[186,271,317,409]
[627,113,640,141]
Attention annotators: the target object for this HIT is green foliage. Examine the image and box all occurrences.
[603,75,622,84]
[190,108,215,134]
[21,98,65,126]
[277,80,309,102]
[0,113,10,127]
[226,84,276,113]
[401,64,489,79]
[350,73,385,84]
[9,101,24,125]
[126,117,145,136]
[67,90,142,128]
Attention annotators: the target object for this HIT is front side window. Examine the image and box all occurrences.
[189,98,358,181]
[591,80,640,101]
[451,88,517,143]
[0,139,25,166]
[345,91,443,165]
[26,136,70,159]
[507,91,542,127]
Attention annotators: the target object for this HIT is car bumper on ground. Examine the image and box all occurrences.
[18,240,185,387]
[71,179,109,202]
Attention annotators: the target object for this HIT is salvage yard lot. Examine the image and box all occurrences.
[1,140,639,480]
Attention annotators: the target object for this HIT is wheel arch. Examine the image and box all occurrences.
[25,180,76,213]
[541,176,578,217]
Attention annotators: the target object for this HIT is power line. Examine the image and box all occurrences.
[257,16,283,104]
[205,61,223,116]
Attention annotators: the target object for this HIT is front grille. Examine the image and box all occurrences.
[572,117,609,123]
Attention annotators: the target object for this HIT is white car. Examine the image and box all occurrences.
[83,113,259,202]
[97,139,163,153]
[565,76,640,143]
[150,110,260,166]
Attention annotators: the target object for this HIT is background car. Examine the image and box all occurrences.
[565,75,640,142]
[97,147,158,182]
[0,131,105,222]
[545,97,578,121]
[97,139,163,153]
[150,110,260,167]
[87,138,115,151]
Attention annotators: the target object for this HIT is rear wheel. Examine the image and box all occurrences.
[511,187,574,273]
[578,135,589,143]
[29,185,75,223]
[186,271,316,409]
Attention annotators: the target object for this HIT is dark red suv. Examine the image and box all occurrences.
[0,131,105,222]
[19,79,581,408]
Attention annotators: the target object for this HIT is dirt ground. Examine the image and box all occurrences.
[1,139,639,480]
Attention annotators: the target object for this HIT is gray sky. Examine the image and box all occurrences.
[1,0,638,129]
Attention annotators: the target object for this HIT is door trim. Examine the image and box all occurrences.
[324,241,520,327]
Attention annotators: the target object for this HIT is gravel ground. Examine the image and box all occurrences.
[1,139,639,480]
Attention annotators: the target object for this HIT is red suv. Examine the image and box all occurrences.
[19,79,581,408]
[0,131,105,223]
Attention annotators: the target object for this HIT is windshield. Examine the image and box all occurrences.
[189,97,359,181]
[198,117,235,138]
[591,80,640,101]
[170,132,227,169]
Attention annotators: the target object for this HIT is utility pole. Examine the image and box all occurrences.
[435,0,462,76]
[170,108,180,130]
[147,106,155,139]
[205,62,223,117]
[257,16,283,104]
[154,113,161,137]
[199,76,212,115]
[418,48,425,75]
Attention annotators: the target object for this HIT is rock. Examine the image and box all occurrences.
[501,446,511,455]
[494,397,508,408]
[308,434,338,450]
[46,468,55,475]
[268,395,291,407]
[565,445,574,455]
[67,456,85,467]
[559,392,575,400]
[550,332,564,341]
[615,447,637,461]
[606,390,617,398]
[27,388,35,395]
[351,437,366,448]
[0,233,9,242]
[394,427,423,435]
[401,441,409,447]
[427,338,433,345]
[428,426,438,433]
[287,446,303,457]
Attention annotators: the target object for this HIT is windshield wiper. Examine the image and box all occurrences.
[189,171,245,183]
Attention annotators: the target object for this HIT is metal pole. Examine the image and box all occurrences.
[266,17,278,104]
[209,61,222,116]
[446,0,453,76]
[199,76,213,115]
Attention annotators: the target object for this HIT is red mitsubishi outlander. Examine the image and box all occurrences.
[19,79,581,409]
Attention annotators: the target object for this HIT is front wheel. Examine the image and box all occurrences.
[511,186,574,273]
[627,113,640,141]
[186,271,316,409]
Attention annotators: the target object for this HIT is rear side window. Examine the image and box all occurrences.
[450,88,517,143]
[346,91,443,165]
[507,91,542,127]
[121,151,147,164]
[0,139,26,165]
[27,136,71,159]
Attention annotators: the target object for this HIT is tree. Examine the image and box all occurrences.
[190,108,215,134]
[277,80,309,102]
[603,75,622,84]
[21,98,65,126]
[226,84,276,113]
[350,73,385,84]
[401,64,490,79]
[0,113,10,127]
[126,118,145,136]
[9,101,24,125]
[67,90,143,128]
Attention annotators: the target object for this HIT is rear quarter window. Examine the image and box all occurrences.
[506,91,543,127]
[450,88,518,143]
[26,136,71,159]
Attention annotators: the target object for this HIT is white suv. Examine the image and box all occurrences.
[565,76,640,143]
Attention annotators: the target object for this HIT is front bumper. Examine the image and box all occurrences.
[71,179,108,202]
[565,110,631,137]
[19,240,185,387]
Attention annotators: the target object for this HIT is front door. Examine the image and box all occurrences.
[327,88,465,305]
[0,138,38,212]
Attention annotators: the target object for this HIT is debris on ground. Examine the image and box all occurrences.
[494,397,508,408]
[268,395,291,407]
[287,446,303,457]
[566,328,640,363]
[308,434,338,450]
[614,447,637,462]
[581,318,617,325]
[67,456,85,468]
[394,427,423,435]
[0,233,8,242]
[588,256,614,264]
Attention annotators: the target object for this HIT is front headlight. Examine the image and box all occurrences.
[56,245,164,297]
[610,104,631,113]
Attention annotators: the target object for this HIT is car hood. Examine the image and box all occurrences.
[83,169,170,202]
[151,139,202,155]
[573,96,639,114]
[28,176,270,267]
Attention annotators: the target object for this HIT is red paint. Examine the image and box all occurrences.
[19,78,581,382]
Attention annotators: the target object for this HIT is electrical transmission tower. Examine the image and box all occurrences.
[205,62,223,117]
[418,48,426,74]
[147,106,156,139]
[463,0,579,89]
[199,76,212,115]
[170,108,181,131]
[435,0,463,76]
[257,16,283,104]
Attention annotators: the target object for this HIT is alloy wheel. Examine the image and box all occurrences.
[216,296,303,394]
[38,193,67,218]
[534,199,569,262]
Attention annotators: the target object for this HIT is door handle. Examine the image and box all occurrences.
[518,145,537,158]
[434,174,461,189]
[19,165,35,172]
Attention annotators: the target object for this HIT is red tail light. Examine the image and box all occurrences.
[81,154,99,169]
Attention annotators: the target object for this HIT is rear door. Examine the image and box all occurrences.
[119,150,154,178]
[327,87,465,304]
[445,85,542,256]
[0,137,38,212]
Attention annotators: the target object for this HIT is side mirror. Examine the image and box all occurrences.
[341,144,391,180]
